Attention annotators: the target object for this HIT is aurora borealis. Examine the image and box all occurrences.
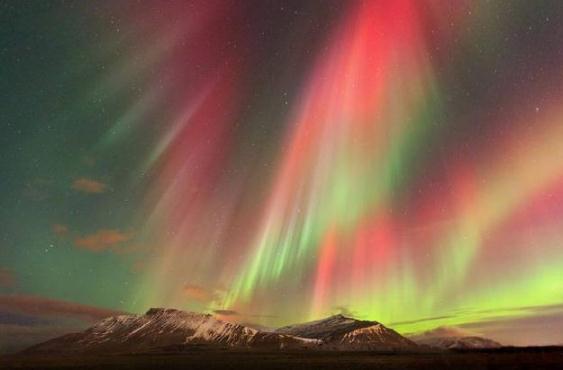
[1,0,563,349]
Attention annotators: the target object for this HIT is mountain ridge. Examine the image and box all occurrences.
[24,308,319,354]
[24,308,417,354]
[276,314,417,350]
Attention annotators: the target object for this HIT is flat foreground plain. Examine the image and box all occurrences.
[1,348,562,370]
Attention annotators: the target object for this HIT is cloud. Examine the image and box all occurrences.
[52,224,69,236]
[0,268,16,288]
[74,229,132,252]
[54,226,138,255]
[71,178,107,193]
[0,294,126,322]
[401,304,563,346]
[410,326,478,340]
[333,305,359,318]
[389,314,456,327]
[459,304,563,346]
[182,284,219,304]
[0,294,126,354]
[213,309,239,316]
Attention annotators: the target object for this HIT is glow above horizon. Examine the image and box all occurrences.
[2,0,563,346]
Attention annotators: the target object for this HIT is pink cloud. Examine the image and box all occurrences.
[74,229,133,252]
[182,284,223,304]
[52,224,69,236]
[0,294,126,322]
[414,326,479,339]
[0,294,127,354]
[71,178,107,193]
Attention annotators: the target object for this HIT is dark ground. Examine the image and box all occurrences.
[1,348,562,370]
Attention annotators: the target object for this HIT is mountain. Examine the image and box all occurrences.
[24,309,417,354]
[409,327,502,349]
[25,308,319,354]
[413,336,502,349]
[276,314,416,350]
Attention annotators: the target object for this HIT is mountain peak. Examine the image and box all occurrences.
[275,315,415,350]
[322,314,380,325]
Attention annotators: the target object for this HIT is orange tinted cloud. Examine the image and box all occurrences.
[0,294,126,322]
[74,229,132,252]
[183,284,220,303]
[413,326,478,339]
[71,178,107,193]
[52,224,69,236]
[0,294,127,354]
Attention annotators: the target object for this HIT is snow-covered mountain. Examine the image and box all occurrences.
[25,309,418,354]
[413,335,502,349]
[25,308,319,354]
[276,314,416,350]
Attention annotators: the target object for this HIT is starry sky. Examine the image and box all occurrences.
[1,0,563,349]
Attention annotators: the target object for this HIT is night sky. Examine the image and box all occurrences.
[1,0,563,350]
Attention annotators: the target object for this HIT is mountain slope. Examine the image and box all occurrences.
[25,308,318,354]
[276,314,416,350]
